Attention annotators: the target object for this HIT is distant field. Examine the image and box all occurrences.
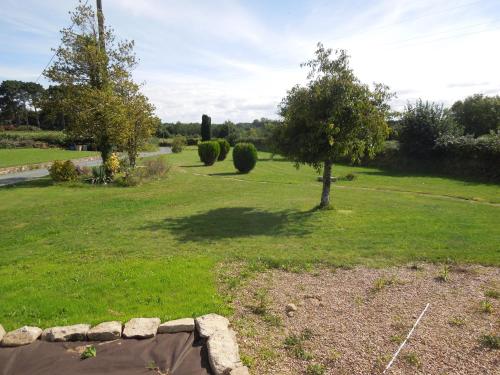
[0,148,98,168]
[0,148,498,330]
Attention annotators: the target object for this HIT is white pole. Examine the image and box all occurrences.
[382,303,430,374]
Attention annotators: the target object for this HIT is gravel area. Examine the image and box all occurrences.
[231,264,499,374]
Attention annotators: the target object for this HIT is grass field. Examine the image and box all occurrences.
[0,148,498,330]
[0,148,97,168]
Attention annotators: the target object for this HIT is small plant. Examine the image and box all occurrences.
[143,158,170,179]
[484,289,499,299]
[49,160,78,182]
[90,165,111,184]
[233,142,258,173]
[390,334,405,344]
[198,141,220,166]
[171,136,186,153]
[436,265,450,282]
[284,329,314,360]
[306,363,326,375]
[480,299,493,314]
[240,353,255,368]
[448,316,466,327]
[80,345,96,360]
[344,172,356,181]
[216,138,231,161]
[372,275,399,292]
[403,352,422,368]
[479,334,500,349]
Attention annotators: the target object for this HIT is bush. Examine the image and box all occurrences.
[171,136,186,153]
[399,100,462,158]
[117,157,171,186]
[90,165,111,184]
[233,143,258,173]
[186,137,200,146]
[104,153,120,176]
[217,138,231,161]
[49,160,78,182]
[198,141,220,166]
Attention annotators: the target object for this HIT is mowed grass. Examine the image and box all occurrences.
[0,148,498,330]
[0,148,97,168]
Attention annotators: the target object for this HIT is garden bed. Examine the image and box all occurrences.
[231,264,499,374]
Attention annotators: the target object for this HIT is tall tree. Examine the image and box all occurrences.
[274,43,392,209]
[201,114,211,141]
[0,80,44,126]
[44,1,155,165]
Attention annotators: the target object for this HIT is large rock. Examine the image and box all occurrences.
[158,318,195,334]
[41,324,90,342]
[1,326,42,347]
[122,318,160,339]
[195,314,229,338]
[231,367,250,375]
[207,328,242,375]
[0,325,5,343]
[87,321,122,341]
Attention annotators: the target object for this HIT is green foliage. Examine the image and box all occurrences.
[80,345,96,360]
[216,138,231,161]
[49,160,78,182]
[171,136,187,153]
[201,114,211,141]
[479,334,500,349]
[451,94,500,136]
[198,141,220,166]
[117,157,171,186]
[306,364,326,375]
[233,143,257,173]
[274,43,392,207]
[480,299,493,314]
[90,165,111,185]
[399,100,463,158]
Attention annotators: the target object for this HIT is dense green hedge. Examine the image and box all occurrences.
[217,139,230,161]
[363,133,500,181]
[233,143,258,173]
[198,141,220,166]
[0,131,67,148]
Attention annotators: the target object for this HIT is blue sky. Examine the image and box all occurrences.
[1,0,499,122]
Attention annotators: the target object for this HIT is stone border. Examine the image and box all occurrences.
[0,156,101,176]
[0,314,248,375]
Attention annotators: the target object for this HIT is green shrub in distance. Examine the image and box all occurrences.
[171,136,186,153]
[233,143,257,173]
[198,141,220,166]
[217,139,231,161]
[49,160,78,182]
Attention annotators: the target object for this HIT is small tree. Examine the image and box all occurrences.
[274,43,392,209]
[44,2,155,169]
[201,114,211,141]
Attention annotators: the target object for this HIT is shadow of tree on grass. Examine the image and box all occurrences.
[143,207,314,241]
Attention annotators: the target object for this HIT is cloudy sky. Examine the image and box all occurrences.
[1,0,499,122]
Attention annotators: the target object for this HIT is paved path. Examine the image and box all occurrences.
[0,147,171,187]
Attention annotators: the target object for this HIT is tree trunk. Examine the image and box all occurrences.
[319,160,332,209]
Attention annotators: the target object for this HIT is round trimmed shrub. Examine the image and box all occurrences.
[233,143,258,173]
[217,139,231,161]
[49,160,78,182]
[198,141,220,166]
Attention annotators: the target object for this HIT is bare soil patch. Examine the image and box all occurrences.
[231,264,499,374]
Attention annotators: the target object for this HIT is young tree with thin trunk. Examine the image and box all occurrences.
[274,43,392,209]
[44,1,156,167]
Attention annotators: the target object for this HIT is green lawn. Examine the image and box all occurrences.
[0,148,498,330]
[0,148,98,168]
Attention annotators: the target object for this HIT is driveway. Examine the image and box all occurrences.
[0,147,171,187]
